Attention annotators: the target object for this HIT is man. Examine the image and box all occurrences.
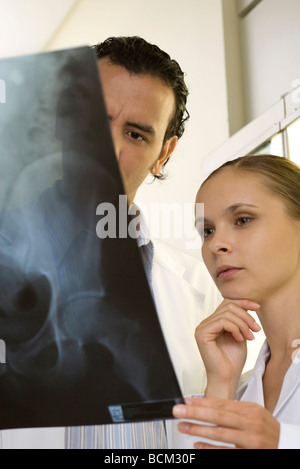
[0,37,219,449]
[73,36,218,449]
[94,36,186,205]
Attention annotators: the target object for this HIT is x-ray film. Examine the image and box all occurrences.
[0,46,183,430]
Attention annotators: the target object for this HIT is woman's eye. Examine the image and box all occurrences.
[236,217,251,226]
[203,227,215,239]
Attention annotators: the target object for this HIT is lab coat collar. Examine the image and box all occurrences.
[252,342,300,417]
[152,237,207,296]
[237,341,270,407]
[131,202,205,295]
[239,341,300,416]
[273,345,300,417]
[130,202,151,248]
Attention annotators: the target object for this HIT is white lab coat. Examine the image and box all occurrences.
[151,238,220,397]
[237,341,300,449]
[0,236,220,449]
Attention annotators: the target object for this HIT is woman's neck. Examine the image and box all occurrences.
[257,288,300,363]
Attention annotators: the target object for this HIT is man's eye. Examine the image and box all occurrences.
[128,131,143,141]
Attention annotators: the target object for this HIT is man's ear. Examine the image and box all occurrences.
[151,136,178,175]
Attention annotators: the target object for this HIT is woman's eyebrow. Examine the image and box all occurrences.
[226,203,259,213]
[194,203,258,227]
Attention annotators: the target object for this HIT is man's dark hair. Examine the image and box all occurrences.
[92,36,190,179]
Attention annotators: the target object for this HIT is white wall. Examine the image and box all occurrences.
[240,0,300,122]
[43,0,230,255]
[0,0,77,57]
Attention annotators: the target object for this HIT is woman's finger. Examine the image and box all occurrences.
[201,300,261,332]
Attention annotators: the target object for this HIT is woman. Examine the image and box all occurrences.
[173,154,300,449]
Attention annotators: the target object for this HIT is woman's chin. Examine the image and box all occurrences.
[219,287,258,303]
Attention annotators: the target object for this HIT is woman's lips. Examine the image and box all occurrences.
[217,267,243,280]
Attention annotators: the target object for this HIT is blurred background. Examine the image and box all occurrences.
[1,0,300,370]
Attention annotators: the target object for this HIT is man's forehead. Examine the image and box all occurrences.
[98,60,174,131]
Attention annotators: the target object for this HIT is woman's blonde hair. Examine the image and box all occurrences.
[203,154,300,220]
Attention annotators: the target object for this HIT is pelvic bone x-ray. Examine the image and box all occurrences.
[0,47,183,429]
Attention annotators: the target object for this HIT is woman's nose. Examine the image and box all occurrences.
[209,230,233,255]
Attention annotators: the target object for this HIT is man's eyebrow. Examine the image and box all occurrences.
[107,114,156,136]
[126,121,156,136]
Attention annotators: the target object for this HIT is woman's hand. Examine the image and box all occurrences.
[173,398,280,449]
[195,299,261,398]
